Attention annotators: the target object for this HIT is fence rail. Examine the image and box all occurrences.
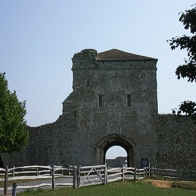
[0,165,75,195]
[1,163,195,195]
[78,165,107,187]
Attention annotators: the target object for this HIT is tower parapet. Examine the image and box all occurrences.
[73,49,97,60]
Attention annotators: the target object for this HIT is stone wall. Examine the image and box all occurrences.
[156,114,196,170]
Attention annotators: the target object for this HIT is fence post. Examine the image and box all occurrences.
[163,165,166,180]
[77,165,81,188]
[12,166,15,177]
[178,169,181,181]
[154,163,156,178]
[143,167,146,177]
[51,165,55,190]
[148,163,150,178]
[60,164,63,176]
[104,163,108,185]
[68,164,71,176]
[151,166,154,179]
[121,165,124,182]
[73,166,77,188]
[134,167,137,181]
[50,166,52,176]
[12,182,17,196]
[143,167,146,178]
[4,166,8,196]
[36,167,39,176]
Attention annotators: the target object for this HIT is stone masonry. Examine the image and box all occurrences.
[2,49,196,171]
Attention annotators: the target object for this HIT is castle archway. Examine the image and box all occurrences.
[106,146,127,159]
[96,134,136,167]
[105,145,127,167]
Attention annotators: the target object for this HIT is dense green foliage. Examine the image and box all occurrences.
[18,181,196,196]
[0,72,28,154]
[168,5,196,121]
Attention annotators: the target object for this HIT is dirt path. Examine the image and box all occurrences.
[147,180,173,188]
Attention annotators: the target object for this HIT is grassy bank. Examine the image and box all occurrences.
[17,180,196,196]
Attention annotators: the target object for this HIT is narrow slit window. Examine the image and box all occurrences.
[73,110,77,117]
[127,94,131,107]
[86,78,89,87]
[98,95,103,108]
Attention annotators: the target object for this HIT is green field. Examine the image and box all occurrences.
[17,181,196,196]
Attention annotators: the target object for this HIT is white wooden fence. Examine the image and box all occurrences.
[75,165,147,188]
[1,163,191,195]
[0,165,75,195]
[77,164,107,187]
[107,166,146,183]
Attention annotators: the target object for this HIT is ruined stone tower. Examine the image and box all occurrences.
[61,49,158,167]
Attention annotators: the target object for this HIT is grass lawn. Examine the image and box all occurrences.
[17,181,196,196]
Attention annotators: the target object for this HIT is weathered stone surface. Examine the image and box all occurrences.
[2,49,196,171]
[156,114,196,170]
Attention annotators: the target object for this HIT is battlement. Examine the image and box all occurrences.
[73,49,97,60]
[72,49,157,70]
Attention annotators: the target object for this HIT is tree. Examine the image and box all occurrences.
[168,4,196,122]
[0,72,28,154]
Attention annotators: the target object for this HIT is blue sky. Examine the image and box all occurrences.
[1,1,195,159]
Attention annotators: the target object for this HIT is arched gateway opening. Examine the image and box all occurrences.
[105,145,127,167]
[106,146,127,159]
[96,134,135,167]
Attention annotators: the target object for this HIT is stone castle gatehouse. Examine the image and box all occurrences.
[3,49,196,171]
